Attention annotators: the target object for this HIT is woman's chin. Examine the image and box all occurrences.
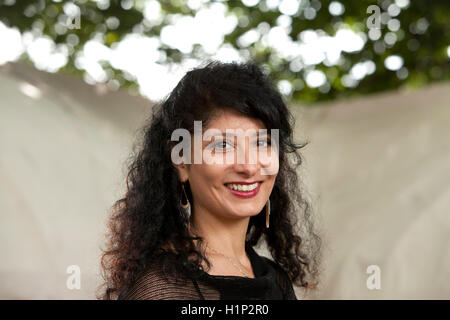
[226,206,265,219]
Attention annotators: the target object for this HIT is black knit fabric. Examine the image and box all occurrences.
[118,243,297,300]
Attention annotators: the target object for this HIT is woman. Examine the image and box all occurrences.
[99,61,321,300]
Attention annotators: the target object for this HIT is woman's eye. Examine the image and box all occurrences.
[257,139,271,147]
[211,140,233,151]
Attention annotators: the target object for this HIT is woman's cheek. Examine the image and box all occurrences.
[260,151,279,176]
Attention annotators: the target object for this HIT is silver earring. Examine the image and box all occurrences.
[180,182,191,219]
[265,199,270,229]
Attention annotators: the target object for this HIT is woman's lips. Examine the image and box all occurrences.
[224,182,262,199]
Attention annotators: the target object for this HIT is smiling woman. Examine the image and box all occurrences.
[99,60,321,300]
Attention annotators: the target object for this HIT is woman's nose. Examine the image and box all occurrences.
[233,162,259,177]
[232,144,260,176]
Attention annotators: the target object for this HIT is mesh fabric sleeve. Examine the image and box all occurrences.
[118,265,220,300]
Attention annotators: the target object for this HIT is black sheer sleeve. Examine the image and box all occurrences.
[118,264,220,300]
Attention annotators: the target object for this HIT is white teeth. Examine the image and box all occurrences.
[226,183,259,192]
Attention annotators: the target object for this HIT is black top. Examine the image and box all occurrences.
[118,243,297,300]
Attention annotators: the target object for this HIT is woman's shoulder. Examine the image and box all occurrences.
[118,260,202,300]
[258,255,297,300]
[259,255,290,279]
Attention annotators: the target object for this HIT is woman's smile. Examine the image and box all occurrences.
[224,181,262,199]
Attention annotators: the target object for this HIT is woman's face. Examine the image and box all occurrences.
[176,108,279,221]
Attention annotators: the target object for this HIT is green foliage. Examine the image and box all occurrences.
[0,0,449,103]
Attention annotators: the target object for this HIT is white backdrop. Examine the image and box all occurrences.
[1,62,449,299]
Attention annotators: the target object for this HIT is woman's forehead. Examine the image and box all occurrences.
[205,108,266,131]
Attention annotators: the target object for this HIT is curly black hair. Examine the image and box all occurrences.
[99,60,322,300]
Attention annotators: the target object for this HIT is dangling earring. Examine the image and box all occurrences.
[180,182,191,219]
[265,199,271,229]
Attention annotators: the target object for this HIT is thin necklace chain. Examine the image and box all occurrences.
[204,242,252,278]
[190,224,252,278]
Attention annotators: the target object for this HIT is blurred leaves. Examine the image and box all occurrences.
[0,0,449,103]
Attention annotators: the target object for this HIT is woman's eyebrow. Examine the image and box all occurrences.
[216,131,270,137]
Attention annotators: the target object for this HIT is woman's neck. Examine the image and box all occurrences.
[190,209,250,263]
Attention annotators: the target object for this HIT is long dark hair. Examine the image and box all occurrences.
[99,60,321,299]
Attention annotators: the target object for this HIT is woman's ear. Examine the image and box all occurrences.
[167,139,189,182]
[173,162,189,182]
